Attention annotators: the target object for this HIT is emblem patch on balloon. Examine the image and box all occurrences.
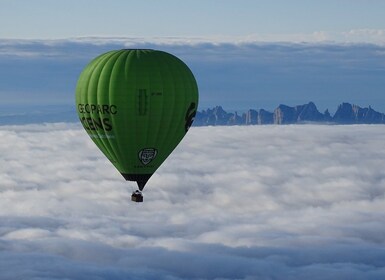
[138,148,158,165]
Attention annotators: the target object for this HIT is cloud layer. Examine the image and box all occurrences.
[1,123,385,279]
[1,39,385,113]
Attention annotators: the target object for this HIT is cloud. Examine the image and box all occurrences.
[1,38,385,113]
[342,29,385,44]
[0,123,385,279]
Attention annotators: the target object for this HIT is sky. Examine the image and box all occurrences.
[1,124,385,279]
[1,0,385,114]
[1,0,385,42]
[1,39,385,115]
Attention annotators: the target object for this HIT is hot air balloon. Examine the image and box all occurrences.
[75,49,199,202]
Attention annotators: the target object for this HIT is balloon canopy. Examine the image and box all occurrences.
[76,49,199,191]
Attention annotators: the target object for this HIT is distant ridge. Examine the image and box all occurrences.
[1,102,385,126]
[194,102,385,126]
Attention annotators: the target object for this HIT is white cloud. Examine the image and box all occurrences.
[342,29,385,44]
[0,123,385,279]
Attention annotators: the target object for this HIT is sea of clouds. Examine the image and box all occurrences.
[1,123,385,279]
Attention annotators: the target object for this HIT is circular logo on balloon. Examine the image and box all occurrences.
[138,148,158,165]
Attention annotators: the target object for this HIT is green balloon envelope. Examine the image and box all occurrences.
[76,49,199,190]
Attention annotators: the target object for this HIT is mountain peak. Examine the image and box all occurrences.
[194,102,385,126]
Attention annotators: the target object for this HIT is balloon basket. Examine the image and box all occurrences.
[131,190,143,203]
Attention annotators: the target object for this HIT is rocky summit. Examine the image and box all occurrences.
[194,102,385,126]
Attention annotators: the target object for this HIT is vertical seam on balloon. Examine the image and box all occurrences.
[174,57,198,148]
[151,51,165,159]
[94,51,120,164]
[126,50,137,172]
[170,55,185,147]
[157,51,175,163]
[133,50,144,173]
[87,53,117,162]
[155,51,168,171]
[185,62,199,129]
[106,50,128,169]
[143,50,151,159]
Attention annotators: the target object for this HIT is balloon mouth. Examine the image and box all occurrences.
[121,173,152,191]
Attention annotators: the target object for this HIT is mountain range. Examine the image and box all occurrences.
[1,102,385,126]
[194,102,385,126]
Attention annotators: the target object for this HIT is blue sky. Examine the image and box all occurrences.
[1,0,385,42]
[1,0,385,112]
[1,40,385,114]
